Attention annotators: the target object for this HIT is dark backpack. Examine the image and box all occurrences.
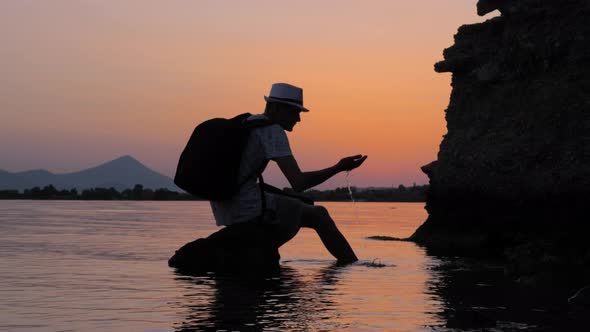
[174,113,271,201]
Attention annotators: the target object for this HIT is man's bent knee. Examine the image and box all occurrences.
[313,205,330,218]
[302,205,329,229]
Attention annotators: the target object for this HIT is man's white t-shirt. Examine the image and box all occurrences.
[210,114,292,226]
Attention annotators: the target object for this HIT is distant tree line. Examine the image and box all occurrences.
[0,184,195,201]
[293,184,428,202]
[0,184,428,202]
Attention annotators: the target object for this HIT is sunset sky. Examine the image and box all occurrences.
[0,1,495,189]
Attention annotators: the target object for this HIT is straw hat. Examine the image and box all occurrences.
[264,83,310,112]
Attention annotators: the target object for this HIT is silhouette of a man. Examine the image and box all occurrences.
[210,83,367,264]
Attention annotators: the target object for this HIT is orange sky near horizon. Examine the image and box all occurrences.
[0,1,495,189]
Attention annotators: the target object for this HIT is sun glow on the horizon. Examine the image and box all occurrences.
[0,0,488,188]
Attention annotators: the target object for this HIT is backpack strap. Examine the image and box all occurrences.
[240,115,279,222]
[260,183,314,205]
[242,116,273,129]
[236,116,273,190]
[258,172,267,222]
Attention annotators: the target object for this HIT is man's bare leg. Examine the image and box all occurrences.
[300,205,358,264]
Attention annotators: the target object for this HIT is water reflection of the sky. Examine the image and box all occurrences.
[1,201,577,331]
[174,256,444,332]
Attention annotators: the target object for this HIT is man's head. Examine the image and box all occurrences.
[264,102,302,131]
[263,83,309,132]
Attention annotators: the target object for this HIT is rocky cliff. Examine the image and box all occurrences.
[411,0,590,280]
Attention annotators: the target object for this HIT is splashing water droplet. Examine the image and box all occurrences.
[345,171,355,204]
[345,171,359,222]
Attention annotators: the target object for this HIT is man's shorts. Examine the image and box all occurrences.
[266,194,307,247]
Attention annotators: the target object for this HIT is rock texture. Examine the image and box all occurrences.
[169,222,281,274]
[411,0,590,282]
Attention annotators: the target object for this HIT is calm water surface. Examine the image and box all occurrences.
[0,201,567,331]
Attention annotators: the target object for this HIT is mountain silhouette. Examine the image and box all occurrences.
[0,155,180,192]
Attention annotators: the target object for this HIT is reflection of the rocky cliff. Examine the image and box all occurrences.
[174,264,348,331]
[425,256,590,331]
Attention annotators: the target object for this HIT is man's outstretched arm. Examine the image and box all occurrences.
[275,154,367,192]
